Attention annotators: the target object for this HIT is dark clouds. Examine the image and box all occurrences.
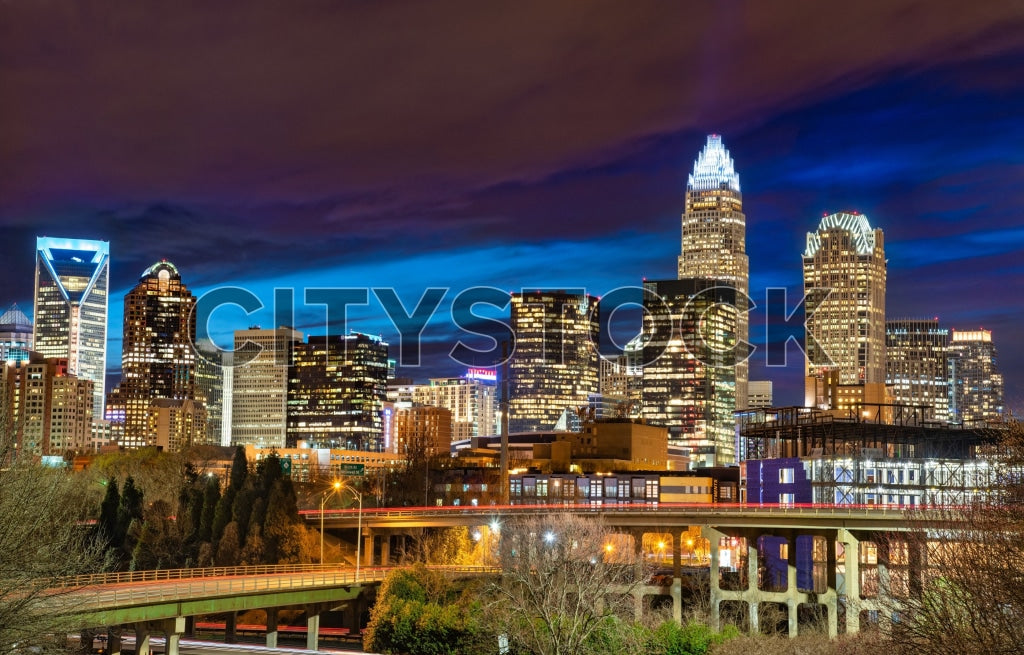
[1,1,1023,409]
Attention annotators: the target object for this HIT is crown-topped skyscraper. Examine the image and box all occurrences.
[677,135,749,409]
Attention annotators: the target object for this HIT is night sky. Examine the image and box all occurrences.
[1,2,1022,412]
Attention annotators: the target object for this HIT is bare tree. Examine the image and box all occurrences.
[487,512,649,655]
[0,445,110,654]
[882,422,1024,654]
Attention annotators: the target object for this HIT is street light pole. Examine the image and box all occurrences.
[319,481,342,565]
[353,487,363,583]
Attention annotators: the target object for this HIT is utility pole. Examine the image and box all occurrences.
[500,340,510,505]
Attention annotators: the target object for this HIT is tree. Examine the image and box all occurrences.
[0,451,110,654]
[883,422,1024,654]
[487,512,651,655]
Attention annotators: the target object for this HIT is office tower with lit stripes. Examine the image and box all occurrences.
[118,261,199,448]
[509,291,599,433]
[287,332,389,451]
[32,237,109,418]
[641,278,738,466]
[949,329,1003,425]
[885,319,950,422]
[678,135,749,410]
[803,211,887,412]
[231,326,303,448]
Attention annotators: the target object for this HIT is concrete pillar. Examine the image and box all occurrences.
[826,534,839,639]
[672,530,682,578]
[79,629,95,654]
[702,527,724,632]
[380,534,391,565]
[183,616,195,639]
[363,531,374,567]
[786,534,799,637]
[671,576,683,623]
[839,529,860,634]
[160,618,185,655]
[266,608,279,648]
[106,628,122,655]
[134,626,151,655]
[306,611,320,651]
[747,539,760,634]
[224,612,237,644]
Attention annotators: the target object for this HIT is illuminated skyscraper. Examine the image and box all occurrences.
[949,329,1003,425]
[194,342,228,446]
[32,237,109,418]
[286,332,389,451]
[231,326,303,448]
[641,278,738,466]
[413,369,499,440]
[678,135,749,409]
[118,261,198,448]
[803,212,887,412]
[2,354,93,458]
[509,291,599,433]
[0,304,33,363]
[885,319,950,422]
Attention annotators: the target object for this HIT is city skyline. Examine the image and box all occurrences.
[1,2,1022,413]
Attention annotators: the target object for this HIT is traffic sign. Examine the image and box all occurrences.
[339,463,365,477]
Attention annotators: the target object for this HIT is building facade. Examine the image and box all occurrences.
[194,342,228,446]
[2,355,93,458]
[231,327,303,448]
[287,332,389,451]
[32,237,109,418]
[118,261,198,448]
[0,304,33,363]
[394,404,453,458]
[949,329,1004,425]
[509,291,599,433]
[678,135,749,410]
[147,397,207,452]
[747,380,773,409]
[803,212,887,411]
[641,278,738,466]
[885,319,950,423]
[412,369,499,440]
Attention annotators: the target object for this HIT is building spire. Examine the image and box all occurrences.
[688,134,740,193]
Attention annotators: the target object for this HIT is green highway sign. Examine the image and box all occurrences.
[339,463,365,477]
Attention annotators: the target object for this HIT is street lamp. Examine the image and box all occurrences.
[320,481,342,565]
[345,484,364,584]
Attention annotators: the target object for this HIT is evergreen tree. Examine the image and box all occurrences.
[96,478,120,546]
[197,476,220,543]
[229,446,248,491]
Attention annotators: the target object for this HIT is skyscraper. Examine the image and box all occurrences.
[287,332,389,451]
[118,260,198,448]
[194,342,228,446]
[678,135,749,409]
[231,326,303,448]
[886,319,950,422]
[413,369,499,440]
[509,291,599,433]
[949,329,1003,425]
[0,304,33,363]
[802,212,887,412]
[641,278,738,466]
[32,237,109,418]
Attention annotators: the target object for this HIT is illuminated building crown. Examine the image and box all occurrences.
[805,211,878,257]
[687,134,740,193]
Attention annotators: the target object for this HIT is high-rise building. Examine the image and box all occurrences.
[194,342,229,446]
[0,304,33,363]
[803,212,887,412]
[678,135,749,409]
[886,319,950,422]
[287,332,389,451]
[949,329,1003,425]
[32,237,109,418]
[147,398,207,452]
[509,291,599,433]
[413,369,499,440]
[394,404,453,458]
[118,261,197,448]
[747,381,774,409]
[641,278,738,466]
[2,355,94,457]
[231,326,303,448]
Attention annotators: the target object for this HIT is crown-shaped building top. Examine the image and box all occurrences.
[687,134,740,193]
[805,211,878,257]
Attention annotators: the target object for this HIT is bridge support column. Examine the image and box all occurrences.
[746,538,760,634]
[785,539,799,637]
[134,625,151,655]
[183,616,195,639]
[363,531,374,567]
[306,610,321,651]
[702,527,725,632]
[160,617,185,655]
[224,612,237,644]
[380,534,391,565]
[106,628,122,655]
[266,608,279,648]
[78,629,95,654]
[839,529,861,634]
